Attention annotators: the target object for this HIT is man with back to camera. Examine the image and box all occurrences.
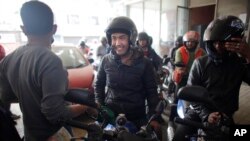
[94,16,163,139]
[0,1,92,140]
[173,15,250,141]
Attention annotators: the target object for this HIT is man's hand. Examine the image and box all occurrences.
[208,112,221,124]
[225,38,250,62]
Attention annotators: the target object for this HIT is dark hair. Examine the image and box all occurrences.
[20,1,54,35]
[80,41,86,47]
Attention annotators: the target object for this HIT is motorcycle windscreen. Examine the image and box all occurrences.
[177,99,189,119]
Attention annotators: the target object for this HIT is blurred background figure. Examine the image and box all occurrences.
[93,37,110,71]
[79,41,90,58]
[0,35,6,60]
[137,32,162,72]
[137,32,163,88]
[96,36,109,60]
[168,36,183,69]
[0,44,6,60]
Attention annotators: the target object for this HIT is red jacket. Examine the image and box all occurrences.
[0,44,6,60]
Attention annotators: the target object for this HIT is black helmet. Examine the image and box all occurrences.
[80,41,86,48]
[203,15,245,42]
[138,32,149,40]
[176,36,183,43]
[203,15,245,64]
[105,16,137,46]
[137,32,152,47]
[175,36,183,47]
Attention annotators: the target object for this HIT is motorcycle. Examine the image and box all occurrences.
[63,88,164,141]
[160,56,174,96]
[159,56,188,141]
[174,86,231,141]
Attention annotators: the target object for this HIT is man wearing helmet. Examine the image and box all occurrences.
[173,15,250,141]
[137,32,163,72]
[173,31,206,89]
[168,36,184,67]
[136,32,163,88]
[95,16,162,139]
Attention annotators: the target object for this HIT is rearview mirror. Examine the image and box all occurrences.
[177,86,217,110]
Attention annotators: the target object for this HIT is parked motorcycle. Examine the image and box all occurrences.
[174,86,231,141]
[63,88,164,141]
[159,56,188,141]
[160,56,174,96]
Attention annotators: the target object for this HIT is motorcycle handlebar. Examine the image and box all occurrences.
[174,117,230,133]
[174,117,207,130]
[65,89,98,109]
[60,119,100,132]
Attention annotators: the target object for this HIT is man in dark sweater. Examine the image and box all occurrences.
[0,1,89,141]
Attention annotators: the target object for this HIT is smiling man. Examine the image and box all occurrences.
[94,16,163,139]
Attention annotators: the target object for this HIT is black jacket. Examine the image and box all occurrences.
[187,55,250,121]
[95,47,159,120]
[146,48,163,71]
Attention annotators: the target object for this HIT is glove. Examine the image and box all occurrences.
[97,105,115,125]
